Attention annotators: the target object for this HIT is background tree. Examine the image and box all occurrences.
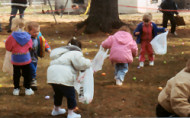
[77,0,124,34]
[29,0,33,6]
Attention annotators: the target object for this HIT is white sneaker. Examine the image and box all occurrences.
[13,88,20,96]
[116,79,123,86]
[51,108,66,116]
[67,112,81,118]
[149,61,154,66]
[172,32,178,36]
[139,62,144,67]
[25,88,34,95]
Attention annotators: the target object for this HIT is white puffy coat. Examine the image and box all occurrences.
[47,46,91,86]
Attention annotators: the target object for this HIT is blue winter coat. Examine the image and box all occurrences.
[133,22,166,44]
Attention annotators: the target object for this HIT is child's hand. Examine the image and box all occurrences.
[165,28,169,32]
[48,49,51,53]
[135,32,140,35]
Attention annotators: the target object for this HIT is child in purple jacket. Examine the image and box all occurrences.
[5,18,34,96]
[101,26,138,86]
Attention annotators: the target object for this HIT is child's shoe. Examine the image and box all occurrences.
[51,108,66,116]
[116,79,123,86]
[13,88,20,96]
[139,62,144,67]
[149,61,154,66]
[67,112,81,118]
[25,88,34,95]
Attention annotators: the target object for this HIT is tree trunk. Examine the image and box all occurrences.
[44,0,47,5]
[29,0,33,6]
[77,0,123,34]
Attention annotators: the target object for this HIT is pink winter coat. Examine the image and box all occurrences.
[101,31,138,64]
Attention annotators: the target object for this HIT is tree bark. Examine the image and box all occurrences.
[77,0,124,34]
[29,0,33,6]
[44,0,47,5]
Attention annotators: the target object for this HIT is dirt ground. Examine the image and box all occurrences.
[0,7,190,117]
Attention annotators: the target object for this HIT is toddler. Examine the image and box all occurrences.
[5,18,34,95]
[101,26,138,86]
[47,37,91,118]
[26,21,51,90]
[134,13,166,67]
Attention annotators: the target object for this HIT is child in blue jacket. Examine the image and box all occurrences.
[134,13,166,67]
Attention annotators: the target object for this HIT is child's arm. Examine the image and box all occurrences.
[153,22,166,33]
[133,22,143,36]
[44,37,51,53]
[101,36,113,49]
[38,32,51,53]
[71,52,92,71]
[5,36,13,51]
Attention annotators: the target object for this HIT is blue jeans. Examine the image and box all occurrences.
[115,63,128,82]
[29,62,37,79]
[8,6,26,30]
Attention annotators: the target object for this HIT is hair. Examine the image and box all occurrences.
[142,13,152,22]
[11,18,25,31]
[67,37,82,49]
[185,59,190,73]
[25,21,40,32]
[119,25,131,33]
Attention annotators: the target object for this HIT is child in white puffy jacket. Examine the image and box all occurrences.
[47,37,91,118]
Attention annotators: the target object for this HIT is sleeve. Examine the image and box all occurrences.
[133,23,142,36]
[154,23,166,33]
[5,36,13,52]
[101,36,113,49]
[38,32,51,52]
[71,52,92,71]
[43,36,51,51]
[131,40,138,57]
[42,36,51,51]
[170,82,190,117]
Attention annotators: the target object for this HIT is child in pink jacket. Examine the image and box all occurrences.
[5,18,34,96]
[101,26,138,86]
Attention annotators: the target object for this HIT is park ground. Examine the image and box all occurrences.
[0,6,190,118]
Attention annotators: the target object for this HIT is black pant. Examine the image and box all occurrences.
[156,103,178,117]
[8,6,26,31]
[13,64,31,89]
[51,84,77,109]
[162,13,176,33]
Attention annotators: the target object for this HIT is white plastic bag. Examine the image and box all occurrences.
[92,46,109,72]
[2,51,13,75]
[74,67,94,104]
[150,31,168,55]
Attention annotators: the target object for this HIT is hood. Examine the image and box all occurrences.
[113,31,133,45]
[12,31,31,46]
[50,45,81,60]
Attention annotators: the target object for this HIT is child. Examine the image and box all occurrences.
[26,21,51,90]
[156,59,190,117]
[101,26,138,86]
[47,37,91,118]
[5,18,34,96]
[134,13,166,67]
